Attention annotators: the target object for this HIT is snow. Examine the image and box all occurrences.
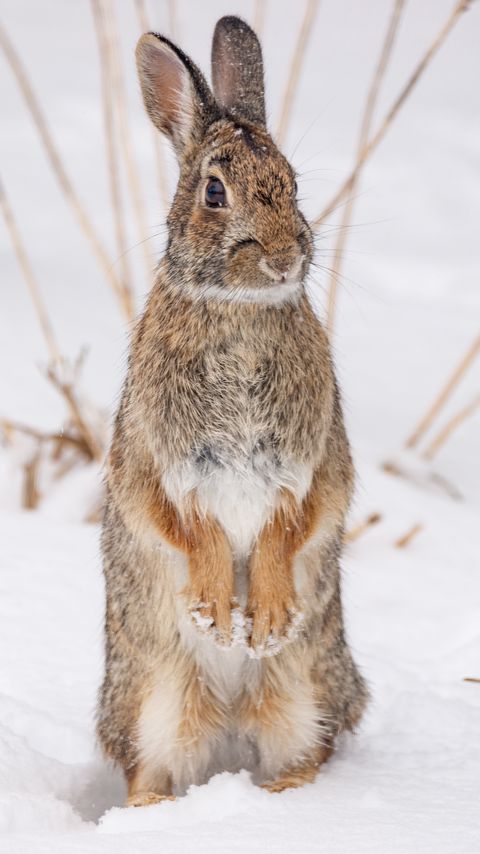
[1,0,479,852]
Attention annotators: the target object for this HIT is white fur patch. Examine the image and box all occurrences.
[162,453,313,559]
[168,279,303,306]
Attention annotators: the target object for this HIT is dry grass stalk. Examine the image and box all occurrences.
[0,24,130,319]
[167,0,178,40]
[253,0,267,36]
[134,0,170,209]
[91,0,135,319]
[422,395,480,461]
[313,0,474,228]
[381,460,463,501]
[275,0,320,149]
[0,418,91,457]
[0,173,106,462]
[101,0,152,280]
[325,0,405,336]
[463,677,480,684]
[22,447,42,510]
[405,334,480,449]
[0,180,62,366]
[394,523,423,548]
[345,512,382,543]
[46,365,104,463]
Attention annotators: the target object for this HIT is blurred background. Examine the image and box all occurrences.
[0,0,479,847]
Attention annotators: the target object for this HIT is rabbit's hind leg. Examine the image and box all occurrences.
[261,744,333,793]
[126,765,175,807]
[134,658,228,797]
[240,653,329,790]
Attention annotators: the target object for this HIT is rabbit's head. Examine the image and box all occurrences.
[136,16,313,304]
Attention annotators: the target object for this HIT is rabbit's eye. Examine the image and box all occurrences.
[205,177,226,208]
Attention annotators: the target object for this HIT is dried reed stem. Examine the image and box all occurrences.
[101,0,152,278]
[0,419,91,456]
[134,0,170,209]
[22,448,41,510]
[422,395,480,461]
[253,0,267,36]
[275,0,320,149]
[325,0,405,335]
[394,523,423,548]
[91,0,135,318]
[0,23,129,318]
[344,512,382,543]
[0,180,62,366]
[167,0,178,40]
[381,460,463,501]
[313,0,474,228]
[405,334,480,449]
[46,366,105,462]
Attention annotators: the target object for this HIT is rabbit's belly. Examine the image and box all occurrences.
[162,446,313,557]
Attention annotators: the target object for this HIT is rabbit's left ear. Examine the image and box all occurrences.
[211,16,266,127]
[136,33,217,159]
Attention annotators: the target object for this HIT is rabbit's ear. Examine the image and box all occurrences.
[211,16,266,127]
[136,33,217,158]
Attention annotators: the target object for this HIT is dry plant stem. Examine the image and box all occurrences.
[102,0,152,279]
[463,677,480,684]
[0,24,129,318]
[344,512,382,543]
[313,0,474,228]
[422,395,480,461]
[253,0,267,36]
[325,0,405,336]
[167,0,178,40]
[133,0,170,209]
[405,334,480,449]
[381,460,463,501]
[394,523,423,549]
[275,0,320,149]
[0,419,90,456]
[0,180,62,366]
[46,368,104,462]
[22,448,42,510]
[91,0,134,318]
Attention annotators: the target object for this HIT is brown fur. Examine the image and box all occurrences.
[97,16,368,803]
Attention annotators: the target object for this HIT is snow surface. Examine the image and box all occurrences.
[1,1,479,852]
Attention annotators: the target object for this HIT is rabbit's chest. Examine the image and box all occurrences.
[162,442,312,557]
[161,338,320,554]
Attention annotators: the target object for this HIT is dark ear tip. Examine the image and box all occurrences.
[214,15,258,38]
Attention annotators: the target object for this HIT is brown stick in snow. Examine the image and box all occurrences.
[313,0,474,229]
[405,334,480,449]
[422,395,480,460]
[275,0,320,149]
[325,0,406,336]
[0,23,128,318]
[394,523,423,548]
[344,512,382,543]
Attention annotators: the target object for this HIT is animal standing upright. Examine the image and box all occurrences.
[98,15,368,805]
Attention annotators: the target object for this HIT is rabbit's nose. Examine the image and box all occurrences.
[259,253,304,283]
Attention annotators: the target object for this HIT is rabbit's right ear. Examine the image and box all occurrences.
[136,33,217,159]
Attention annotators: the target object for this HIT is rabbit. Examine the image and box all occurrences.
[97,15,368,806]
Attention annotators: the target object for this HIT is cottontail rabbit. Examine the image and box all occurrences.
[98,15,368,805]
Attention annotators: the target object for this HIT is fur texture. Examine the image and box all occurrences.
[97,15,368,803]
